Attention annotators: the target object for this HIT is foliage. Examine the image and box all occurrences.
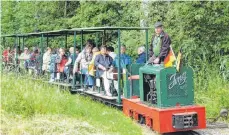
[2,1,229,53]
[1,74,142,135]
[194,67,229,121]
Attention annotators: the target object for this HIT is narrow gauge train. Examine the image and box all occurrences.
[2,27,206,134]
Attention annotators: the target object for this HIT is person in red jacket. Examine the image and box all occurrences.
[56,48,68,81]
[3,47,11,63]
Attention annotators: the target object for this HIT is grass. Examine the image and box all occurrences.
[1,111,100,135]
[1,73,142,135]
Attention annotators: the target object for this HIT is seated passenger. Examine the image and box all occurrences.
[112,45,132,94]
[86,39,95,48]
[94,46,113,96]
[107,46,116,59]
[28,49,39,75]
[56,48,68,81]
[64,47,74,77]
[87,47,100,90]
[64,47,80,79]
[35,48,42,75]
[11,47,18,65]
[19,47,30,72]
[88,47,100,76]
[75,47,80,57]
[73,45,93,88]
[113,45,131,69]
[3,47,11,63]
[136,46,146,64]
[49,49,58,82]
[42,47,51,74]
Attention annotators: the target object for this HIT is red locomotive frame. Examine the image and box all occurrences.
[123,98,206,134]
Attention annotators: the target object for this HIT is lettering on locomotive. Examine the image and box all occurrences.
[168,72,187,90]
[167,71,188,98]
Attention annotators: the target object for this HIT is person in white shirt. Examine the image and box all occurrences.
[19,47,30,72]
[73,45,93,88]
[42,47,52,74]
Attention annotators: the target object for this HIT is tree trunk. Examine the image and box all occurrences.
[64,0,67,17]
[140,0,149,27]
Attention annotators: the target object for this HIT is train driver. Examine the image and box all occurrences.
[148,22,171,64]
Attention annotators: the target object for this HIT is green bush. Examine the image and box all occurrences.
[194,64,229,121]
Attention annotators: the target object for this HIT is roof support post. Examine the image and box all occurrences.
[96,32,99,48]
[80,31,83,51]
[72,31,77,89]
[15,36,18,65]
[65,33,68,49]
[80,30,83,88]
[14,36,19,73]
[1,37,6,72]
[145,29,149,60]
[117,29,121,104]
[46,36,49,48]
[18,37,21,52]
[40,34,44,71]
[22,37,25,50]
[102,30,106,45]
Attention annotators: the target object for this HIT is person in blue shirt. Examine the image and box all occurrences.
[111,45,131,96]
[136,46,146,64]
[113,45,131,69]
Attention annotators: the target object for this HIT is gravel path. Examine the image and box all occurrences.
[196,128,229,135]
[140,123,229,135]
[195,122,229,135]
